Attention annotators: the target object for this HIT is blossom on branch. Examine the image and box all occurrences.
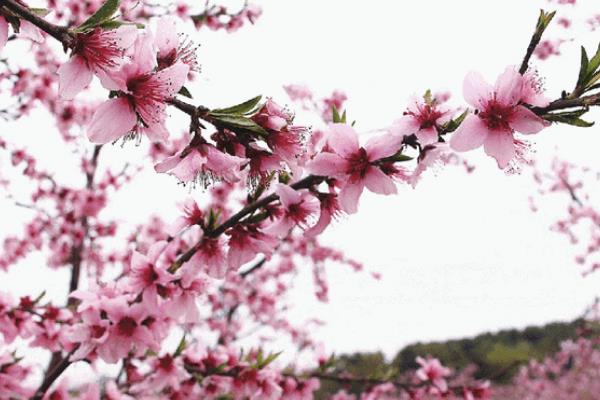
[450,67,549,169]
[307,123,404,213]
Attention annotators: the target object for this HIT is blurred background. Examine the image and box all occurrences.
[2,0,600,391]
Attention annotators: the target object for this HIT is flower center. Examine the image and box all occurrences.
[346,147,370,183]
[479,100,514,130]
[117,316,137,337]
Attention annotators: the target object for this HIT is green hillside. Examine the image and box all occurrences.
[316,319,582,398]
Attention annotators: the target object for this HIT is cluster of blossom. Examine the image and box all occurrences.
[2,0,600,398]
[41,0,261,33]
[529,157,600,276]
[494,324,600,399]
[323,356,490,400]
[284,84,349,122]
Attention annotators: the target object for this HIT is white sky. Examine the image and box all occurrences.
[3,0,600,372]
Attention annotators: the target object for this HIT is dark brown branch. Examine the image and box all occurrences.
[519,10,555,75]
[533,92,600,114]
[31,348,77,400]
[169,175,324,271]
[1,0,74,48]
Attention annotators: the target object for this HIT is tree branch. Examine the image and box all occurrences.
[31,348,77,400]
[0,0,74,48]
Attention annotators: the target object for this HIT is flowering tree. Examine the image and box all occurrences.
[1,0,600,399]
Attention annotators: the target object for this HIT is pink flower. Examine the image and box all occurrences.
[58,26,137,100]
[154,16,199,72]
[227,225,278,268]
[98,299,157,363]
[187,236,227,279]
[305,192,344,237]
[283,84,313,102]
[265,184,320,237]
[88,32,189,144]
[253,99,293,131]
[307,123,404,213]
[126,241,172,308]
[169,198,204,234]
[391,96,452,145]
[67,309,110,361]
[0,17,43,54]
[18,21,44,44]
[415,356,451,392]
[0,16,8,53]
[253,99,306,165]
[450,67,548,168]
[155,143,248,185]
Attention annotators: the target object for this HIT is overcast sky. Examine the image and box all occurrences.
[3,0,600,371]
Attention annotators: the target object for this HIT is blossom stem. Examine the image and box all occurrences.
[533,92,600,113]
[31,347,78,400]
[168,175,324,272]
[519,10,556,75]
[0,0,74,49]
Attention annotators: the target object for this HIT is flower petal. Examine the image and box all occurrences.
[463,71,493,109]
[275,183,301,208]
[365,132,404,161]
[364,167,397,195]
[449,114,489,152]
[415,126,439,146]
[495,66,523,106]
[510,105,548,134]
[58,56,93,100]
[19,21,44,43]
[155,62,189,98]
[154,16,179,55]
[389,116,420,138]
[88,98,137,144]
[339,181,364,214]
[326,123,359,158]
[0,17,8,52]
[483,131,515,169]
[306,152,347,177]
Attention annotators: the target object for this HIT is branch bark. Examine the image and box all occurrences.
[1,0,74,48]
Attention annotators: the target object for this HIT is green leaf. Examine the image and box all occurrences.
[331,106,348,123]
[96,19,144,30]
[577,46,590,88]
[255,351,282,369]
[174,334,187,357]
[75,0,120,32]
[332,105,341,123]
[586,43,600,78]
[536,9,556,31]
[209,114,270,138]
[178,86,193,99]
[544,110,595,127]
[30,8,51,17]
[211,96,263,116]
[423,89,433,105]
[442,110,468,133]
[379,152,413,164]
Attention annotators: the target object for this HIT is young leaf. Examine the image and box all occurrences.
[332,105,341,123]
[544,109,594,127]
[442,110,468,134]
[75,0,120,32]
[211,96,263,116]
[577,46,590,88]
[178,86,193,99]
[30,8,51,17]
[423,89,433,105]
[209,114,269,138]
[586,43,600,79]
